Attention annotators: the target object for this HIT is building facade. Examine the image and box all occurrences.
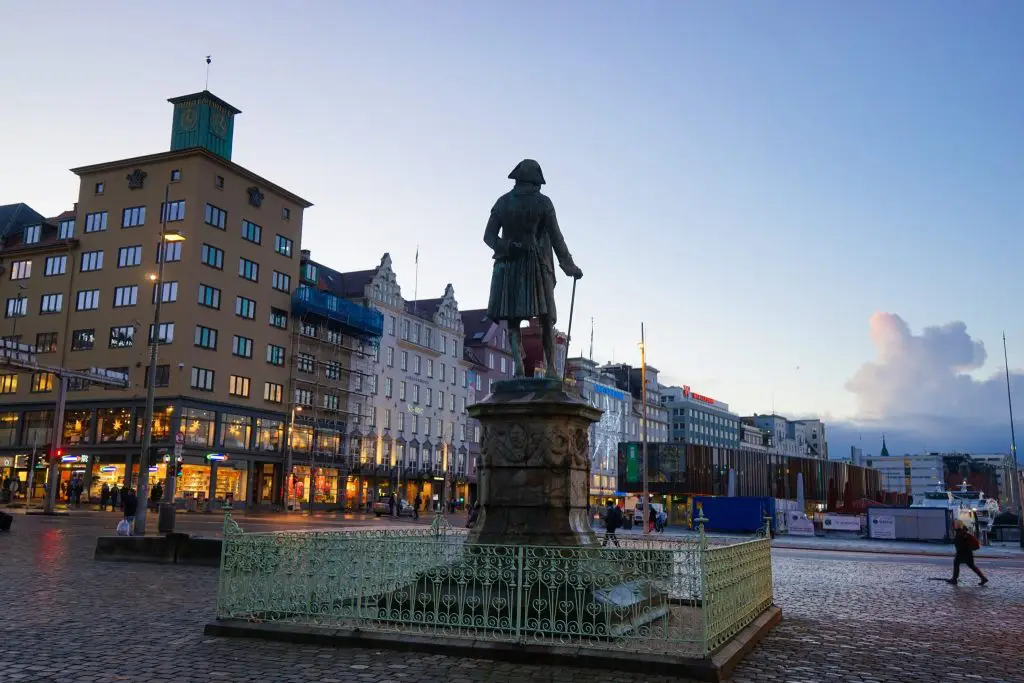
[566,357,632,505]
[461,309,516,504]
[792,419,828,459]
[741,422,771,451]
[661,384,741,449]
[335,254,472,512]
[284,252,383,511]
[618,441,882,525]
[854,447,1016,506]
[601,363,669,444]
[0,90,312,508]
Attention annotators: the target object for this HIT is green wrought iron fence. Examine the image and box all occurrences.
[214,512,773,657]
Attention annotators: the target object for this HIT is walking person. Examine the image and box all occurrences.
[100,483,110,511]
[602,502,622,548]
[648,505,657,534]
[948,522,988,585]
[413,494,421,520]
[109,484,120,512]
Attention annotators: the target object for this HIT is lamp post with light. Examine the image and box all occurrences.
[638,324,649,536]
[285,404,302,510]
[132,188,185,536]
[9,284,27,341]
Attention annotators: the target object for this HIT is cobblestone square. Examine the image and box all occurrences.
[1,515,1022,682]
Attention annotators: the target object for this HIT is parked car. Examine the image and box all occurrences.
[372,499,415,517]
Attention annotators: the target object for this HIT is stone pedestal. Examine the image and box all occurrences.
[467,377,602,547]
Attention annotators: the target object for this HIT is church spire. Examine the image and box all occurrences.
[880,433,890,458]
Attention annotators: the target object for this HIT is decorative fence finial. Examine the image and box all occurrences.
[222,501,241,536]
[695,502,708,542]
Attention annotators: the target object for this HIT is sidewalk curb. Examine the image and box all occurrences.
[772,543,1022,559]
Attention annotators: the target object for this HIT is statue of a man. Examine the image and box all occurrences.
[484,159,583,378]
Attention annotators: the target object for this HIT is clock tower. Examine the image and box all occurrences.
[168,90,241,161]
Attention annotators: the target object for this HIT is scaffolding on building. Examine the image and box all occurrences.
[287,287,383,512]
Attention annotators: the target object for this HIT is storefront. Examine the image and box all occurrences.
[176,456,249,510]
[292,465,343,508]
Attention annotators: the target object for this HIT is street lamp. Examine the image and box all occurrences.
[638,324,649,535]
[9,284,27,342]
[285,405,302,511]
[133,189,185,536]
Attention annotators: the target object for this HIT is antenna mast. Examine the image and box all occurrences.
[413,246,420,317]
[205,56,212,89]
[589,317,594,361]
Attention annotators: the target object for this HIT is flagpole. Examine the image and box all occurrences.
[1002,332,1023,547]
[413,246,419,318]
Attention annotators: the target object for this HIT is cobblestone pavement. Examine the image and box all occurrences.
[1,516,1022,682]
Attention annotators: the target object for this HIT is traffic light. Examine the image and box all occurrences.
[175,460,183,477]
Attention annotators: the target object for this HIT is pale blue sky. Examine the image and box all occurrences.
[3,1,1023,435]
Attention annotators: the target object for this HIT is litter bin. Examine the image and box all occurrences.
[157,502,176,534]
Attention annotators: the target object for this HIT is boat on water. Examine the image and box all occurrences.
[910,480,1000,533]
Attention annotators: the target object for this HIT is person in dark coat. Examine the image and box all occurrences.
[150,482,163,510]
[100,483,110,510]
[109,484,120,511]
[948,522,988,585]
[122,488,139,523]
[602,502,622,548]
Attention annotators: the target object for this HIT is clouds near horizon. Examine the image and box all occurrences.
[831,312,1020,457]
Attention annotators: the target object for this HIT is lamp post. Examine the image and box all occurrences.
[132,188,185,536]
[8,284,27,342]
[285,404,302,511]
[638,323,649,536]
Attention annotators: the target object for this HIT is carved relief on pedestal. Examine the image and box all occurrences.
[481,418,591,472]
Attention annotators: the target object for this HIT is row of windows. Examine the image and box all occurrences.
[204,202,293,258]
[378,378,467,414]
[186,366,286,405]
[384,315,461,359]
[80,202,184,235]
[13,242,292,295]
[380,346,469,388]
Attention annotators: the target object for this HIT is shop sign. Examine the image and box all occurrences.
[682,385,721,407]
[822,514,861,532]
[99,466,117,473]
[206,453,228,461]
[2,457,11,467]
[871,515,896,539]
[61,455,81,463]
[625,443,640,482]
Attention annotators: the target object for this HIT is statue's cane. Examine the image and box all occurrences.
[562,275,579,382]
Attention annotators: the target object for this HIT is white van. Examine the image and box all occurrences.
[632,501,665,525]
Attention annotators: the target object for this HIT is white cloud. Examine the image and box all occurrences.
[831,313,1021,457]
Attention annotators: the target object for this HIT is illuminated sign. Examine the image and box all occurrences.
[206,453,228,462]
[100,466,117,473]
[61,455,81,463]
[682,385,717,405]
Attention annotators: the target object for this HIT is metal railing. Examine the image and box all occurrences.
[214,509,773,657]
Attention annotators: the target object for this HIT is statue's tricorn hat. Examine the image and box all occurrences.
[508,159,546,185]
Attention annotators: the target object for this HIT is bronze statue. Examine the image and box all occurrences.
[485,159,582,378]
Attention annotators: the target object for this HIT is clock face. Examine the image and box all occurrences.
[211,110,228,138]
[180,105,198,131]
